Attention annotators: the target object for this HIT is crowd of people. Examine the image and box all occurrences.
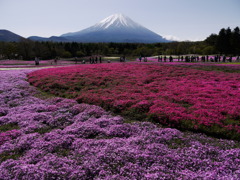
[154,55,240,63]
[77,56,126,64]
[138,57,148,62]
[88,56,102,64]
[33,55,239,66]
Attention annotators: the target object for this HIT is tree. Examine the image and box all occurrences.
[61,51,72,58]
[76,50,85,57]
[202,46,215,55]
[3,42,18,59]
[216,28,227,54]
[205,34,218,46]
[231,27,240,55]
[18,40,34,60]
[225,27,232,54]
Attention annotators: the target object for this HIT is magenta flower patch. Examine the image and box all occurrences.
[28,63,240,139]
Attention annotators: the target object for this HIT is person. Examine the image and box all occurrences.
[95,56,98,63]
[158,56,160,62]
[89,57,92,64]
[139,56,142,62]
[196,56,199,61]
[164,56,166,62]
[223,55,226,62]
[75,57,78,64]
[35,57,39,65]
[54,57,58,64]
[99,56,102,63]
[169,56,173,62]
[82,60,85,64]
[237,56,239,62]
[191,56,194,62]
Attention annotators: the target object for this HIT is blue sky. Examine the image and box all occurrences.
[0,0,239,41]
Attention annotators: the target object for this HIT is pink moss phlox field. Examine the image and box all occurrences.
[28,63,240,139]
[0,69,240,179]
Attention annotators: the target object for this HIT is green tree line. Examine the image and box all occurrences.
[205,26,240,55]
[0,27,239,60]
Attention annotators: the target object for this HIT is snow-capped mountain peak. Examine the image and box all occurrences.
[94,13,141,29]
[60,13,170,43]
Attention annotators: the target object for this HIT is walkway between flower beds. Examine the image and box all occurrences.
[0,69,240,179]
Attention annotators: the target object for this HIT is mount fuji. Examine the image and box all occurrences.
[28,14,170,43]
[60,13,169,43]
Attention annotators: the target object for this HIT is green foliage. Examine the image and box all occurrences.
[167,138,187,149]
[54,148,71,157]
[0,123,20,132]
[76,50,85,57]
[61,51,72,58]
[178,119,240,141]
[33,88,57,100]
[205,26,240,55]
[33,126,54,134]
[202,46,215,55]
[186,65,240,73]
[0,150,24,162]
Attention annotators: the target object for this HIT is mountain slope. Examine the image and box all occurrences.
[61,14,169,43]
[0,29,25,42]
[28,36,69,42]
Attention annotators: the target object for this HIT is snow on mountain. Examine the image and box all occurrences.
[92,13,142,30]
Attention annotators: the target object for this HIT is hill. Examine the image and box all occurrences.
[0,29,25,42]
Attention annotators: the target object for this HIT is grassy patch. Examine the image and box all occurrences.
[185,65,240,73]
[54,148,71,157]
[33,126,55,134]
[0,123,20,132]
[178,120,240,141]
[167,138,188,149]
[33,88,57,100]
[0,150,24,162]
[183,131,240,149]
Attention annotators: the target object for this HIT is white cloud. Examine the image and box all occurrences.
[163,35,204,42]
[163,35,181,41]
